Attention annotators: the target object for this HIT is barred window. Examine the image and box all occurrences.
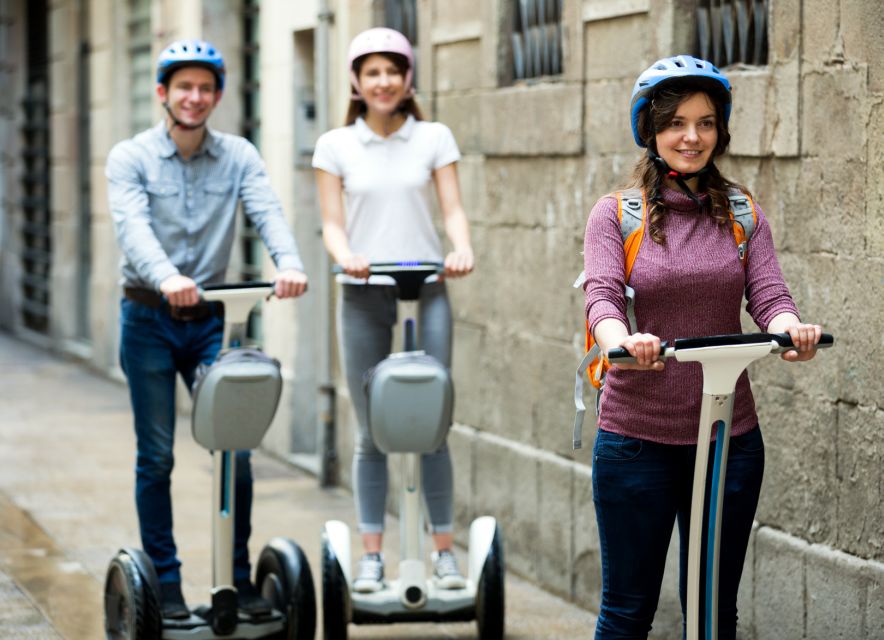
[128,0,152,134]
[695,0,769,67]
[240,0,264,340]
[511,0,563,81]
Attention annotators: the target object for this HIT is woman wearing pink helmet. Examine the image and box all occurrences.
[582,55,823,638]
[313,27,474,593]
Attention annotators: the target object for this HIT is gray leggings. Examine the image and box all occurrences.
[338,281,454,534]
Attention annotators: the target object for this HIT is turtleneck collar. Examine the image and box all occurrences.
[659,186,710,213]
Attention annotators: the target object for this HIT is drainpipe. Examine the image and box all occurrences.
[316,0,336,488]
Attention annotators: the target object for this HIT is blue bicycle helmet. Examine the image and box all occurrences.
[630,55,731,147]
[156,39,226,90]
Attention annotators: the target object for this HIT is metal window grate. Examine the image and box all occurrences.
[20,0,50,334]
[695,0,769,68]
[20,82,50,333]
[241,0,264,341]
[511,0,563,81]
[128,0,152,134]
[77,7,92,340]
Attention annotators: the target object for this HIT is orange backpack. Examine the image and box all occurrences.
[571,187,757,449]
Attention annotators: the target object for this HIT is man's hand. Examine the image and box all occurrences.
[160,274,199,306]
[274,269,309,299]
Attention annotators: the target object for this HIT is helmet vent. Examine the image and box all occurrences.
[654,63,667,70]
[674,59,685,67]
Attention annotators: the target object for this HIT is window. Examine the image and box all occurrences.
[383,0,418,87]
[384,0,417,43]
[511,0,563,81]
[240,0,264,340]
[695,0,768,67]
[128,0,152,134]
[20,0,50,333]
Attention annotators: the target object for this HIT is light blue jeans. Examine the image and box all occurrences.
[338,282,454,534]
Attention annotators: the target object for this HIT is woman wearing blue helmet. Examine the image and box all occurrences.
[581,55,823,638]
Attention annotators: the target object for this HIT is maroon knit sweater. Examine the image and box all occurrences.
[583,187,799,444]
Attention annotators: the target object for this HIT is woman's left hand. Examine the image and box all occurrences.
[444,248,474,278]
[781,322,823,362]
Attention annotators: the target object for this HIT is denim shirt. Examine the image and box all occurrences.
[106,121,304,290]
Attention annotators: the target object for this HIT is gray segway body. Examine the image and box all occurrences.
[366,351,453,454]
[192,347,282,451]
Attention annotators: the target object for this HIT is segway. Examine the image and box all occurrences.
[104,282,316,640]
[607,331,834,640]
[321,262,505,640]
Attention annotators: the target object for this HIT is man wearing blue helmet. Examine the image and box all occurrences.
[580,55,823,638]
[106,39,308,619]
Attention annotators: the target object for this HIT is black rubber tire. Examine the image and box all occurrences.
[256,537,317,640]
[320,534,349,640]
[476,525,505,640]
[103,550,162,640]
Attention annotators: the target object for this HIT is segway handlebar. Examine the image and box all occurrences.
[606,332,834,364]
[332,261,445,301]
[331,261,445,276]
[200,280,276,293]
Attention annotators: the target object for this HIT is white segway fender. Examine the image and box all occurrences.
[323,520,352,584]
[468,516,498,584]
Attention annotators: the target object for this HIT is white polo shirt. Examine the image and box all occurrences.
[312,115,461,283]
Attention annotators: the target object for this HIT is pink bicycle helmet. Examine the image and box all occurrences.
[347,28,415,99]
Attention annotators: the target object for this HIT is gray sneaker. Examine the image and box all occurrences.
[432,549,466,590]
[353,552,385,593]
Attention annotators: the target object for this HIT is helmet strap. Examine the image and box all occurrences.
[648,150,710,209]
[163,101,205,132]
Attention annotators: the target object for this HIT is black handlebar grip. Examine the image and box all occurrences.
[606,342,669,363]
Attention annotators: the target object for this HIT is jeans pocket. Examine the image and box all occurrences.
[594,429,643,462]
[731,426,764,453]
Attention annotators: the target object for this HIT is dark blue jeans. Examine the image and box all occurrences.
[119,298,254,584]
[592,427,764,640]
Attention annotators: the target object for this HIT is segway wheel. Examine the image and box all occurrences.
[104,550,162,640]
[256,537,317,640]
[475,525,505,640]
[321,534,349,640]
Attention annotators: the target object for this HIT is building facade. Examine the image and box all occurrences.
[0,1,882,637]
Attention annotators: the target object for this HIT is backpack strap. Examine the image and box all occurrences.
[572,189,646,449]
[727,188,757,267]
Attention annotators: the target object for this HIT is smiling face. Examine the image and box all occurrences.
[654,91,718,178]
[356,53,407,117]
[156,66,221,129]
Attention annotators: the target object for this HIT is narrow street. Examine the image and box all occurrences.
[0,332,598,639]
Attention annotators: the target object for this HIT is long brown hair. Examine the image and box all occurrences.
[630,78,750,245]
[345,52,424,126]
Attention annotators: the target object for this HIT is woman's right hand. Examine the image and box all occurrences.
[612,332,665,371]
[339,254,371,279]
